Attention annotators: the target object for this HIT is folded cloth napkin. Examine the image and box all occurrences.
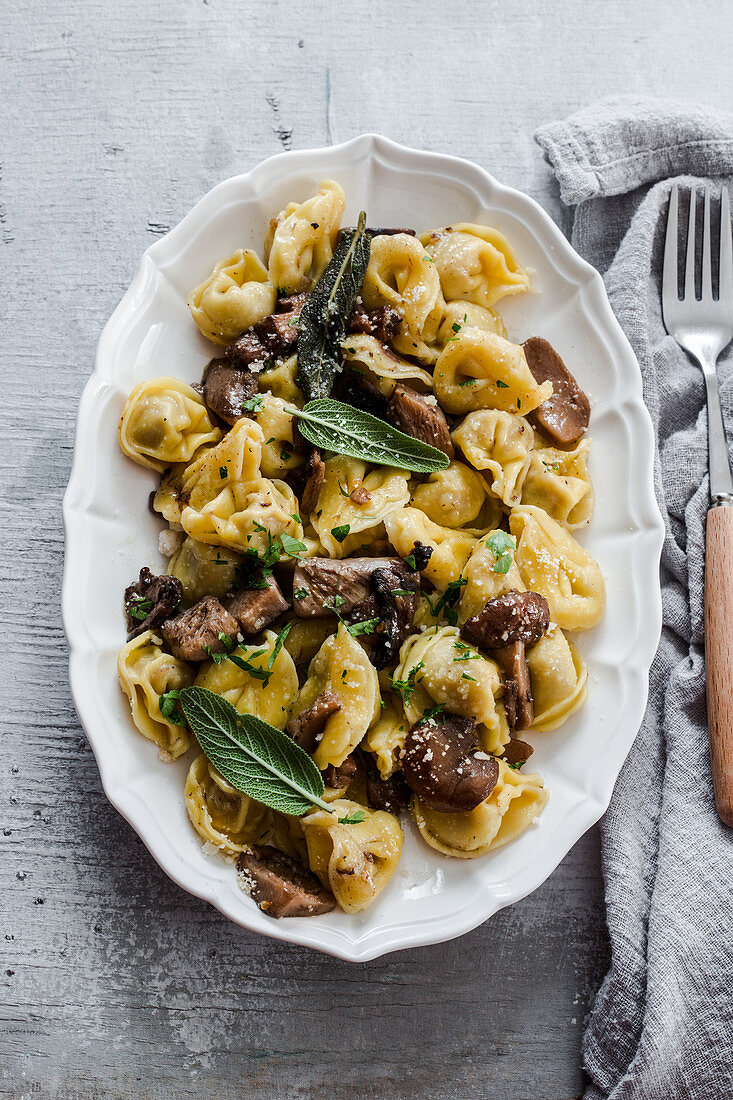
[535,98,733,1100]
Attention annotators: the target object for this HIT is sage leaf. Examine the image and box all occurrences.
[297,210,371,401]
[178,686,330,815]
[286,398,450,473]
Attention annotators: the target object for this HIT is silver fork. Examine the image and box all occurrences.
[662,184,733,826]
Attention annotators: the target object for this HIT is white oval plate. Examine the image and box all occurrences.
[62,135,663,961]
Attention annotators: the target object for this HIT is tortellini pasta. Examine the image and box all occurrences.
[434,300,507,345]
[252,394,303,478]
[434,327,553,416]
[119,377,221,472]
[412,761,548,858]
[362,695,408,779]
[183,475,302,555]
[257,354,304,406]
[340,334,434,396]
[310,456,410,557]
[290,624,380,769]
[195,629,299,730]
[383,508,476,590]
[410,461,495,530]
[301,799,404,913]
[521,437,594,530]
[185,754,267,855]
[510,505,605,631]
[282,616,338,667]
[528,626,589,732]
[180,416,264,510]
[167,536,241,606]
[266,179,346,293]
[422,223,531,308]
[458,534,525,623]
[361,232,442,363]
[452,409,534,506]
[188,250,277,344]
[117,631,194,758]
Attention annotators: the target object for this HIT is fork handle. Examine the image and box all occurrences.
[705,501,733,826]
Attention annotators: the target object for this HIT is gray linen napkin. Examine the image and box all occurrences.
[535,98,733,1100]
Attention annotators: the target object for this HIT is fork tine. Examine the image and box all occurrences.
[685,188,698,300]
[662,184,680,325]
[720,188,732,306]
[702,186,713,301]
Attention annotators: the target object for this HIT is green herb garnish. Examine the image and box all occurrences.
[496,379,509,389]
[485,531,516,575]
[159,689,185,725]
[242,394,264,412]
[338,811,366,824]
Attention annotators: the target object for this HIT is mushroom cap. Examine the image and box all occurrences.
[402,714,499,814]
[461,589,550,650]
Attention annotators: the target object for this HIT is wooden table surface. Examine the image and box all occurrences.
[1,2,727,1097]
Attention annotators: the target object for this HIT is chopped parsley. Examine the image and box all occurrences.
[219,466,228,479]
[346,617,379,636]
[280,449,292,462]
[496,379,509,389]
[459,378,476,387]
[128,595,154,621]
[452,640,480,663]
[338,811,366,824]
[461,672,477,682]
[294,587,309,600]
[326,594,346,610]
[338,482,351,499]
[279,533,306,558]
[391,661,425,706]
[241,394,264,412]
[430,576,467,626]
[331,523,350,543]
[422,703,446,721]
[227,624,291,686]
[404,551,417,570]
[485,530,516,575]
[158,689,185,725]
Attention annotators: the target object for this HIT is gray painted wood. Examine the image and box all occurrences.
[0,1,727,1096]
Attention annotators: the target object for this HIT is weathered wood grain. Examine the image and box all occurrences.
[0,0,729,1097]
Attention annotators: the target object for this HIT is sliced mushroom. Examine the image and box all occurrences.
[368,565,420,670]
[495,641,533,731]
[323,753,358,791]
[347,302,402,344]
[124,567,182,640]
[404,540,433,573]
[160,595,238,662]
[287,690,342,755]
[254,292,307,356]
[237,845,335,918]
[202,358,259,425]
[363,756,410,815]
[226,328,268,369]
[333,368,389,420]
[300,448,326,516]
[502,737,534,767]
[523,336,590,446]
[387,384,455,458]
[225,575,290,635]
[402,714,499,813]
[460,590,550,651]
[292,556,409,618]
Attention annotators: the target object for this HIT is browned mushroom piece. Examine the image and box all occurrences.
[254,292,307,356]
[332,368,389,420]
[292,556,411,618]
[368,565,420,670]
[460,590,550,651]
[201,358,259,425]
[225,575,290,635]
[323,754,359,791]
[404,540,434,573]
[286,690,342,755]
[363,755,410,815]
[226,328,268,369]
[523,336,591,447]
[124,567,183,640]
[160,595,239,662]
[502,738,534,767]
[347,302,403,344]
[349,481,371,505]
[402,714,499,813]
[237,845,335,918]
[495,641,534,731]
[300,448,325,516]
[386,384,455,459]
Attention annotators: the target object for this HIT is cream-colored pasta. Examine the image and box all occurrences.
[458,534,525,623]
[363,695,408,779]
[188,250,277,344]
[392,626,501,739]
[167,536,241,606]
[528,626,589,731]
[266,179,346,293]
[422,223,531,308]
[119,377,221,472]
[257,355,305,406]
[383,508,476,590]
[412,761,548,858]
[310,456,410,557]
[152,464,186,526]
[434,327,553,416]
[117,631,194,758]
[182,475,302,556]
[521,437,594,530]
[434,300,507,345]
[410,461,492,529]
[185,754,267,855]
[252,394,303,478]
[301,798,404,912]
[340,334,434,396]
[361,232,442,363]
[282,616,338,667]
[195,629,299,730]
[510,505,605,631]
[290,624,380,769]
[180,416,264,509]
[452,409,534,506]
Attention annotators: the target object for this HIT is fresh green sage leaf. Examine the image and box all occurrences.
[178,686,330,815]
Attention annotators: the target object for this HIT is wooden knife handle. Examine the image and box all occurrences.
[705,503,733,826]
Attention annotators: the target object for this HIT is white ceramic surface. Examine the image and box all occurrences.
[62,135,664,961]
